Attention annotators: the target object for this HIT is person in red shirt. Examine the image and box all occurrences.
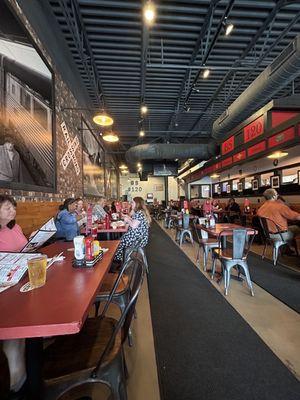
[257,188,300,241]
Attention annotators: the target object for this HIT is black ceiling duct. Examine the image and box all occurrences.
[212,34,300,142]
[125,143,217,163]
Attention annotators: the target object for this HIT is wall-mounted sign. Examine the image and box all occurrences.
[247,140,266,157]
[244,115,264,143]
[271,111,299,129]
[221,135,234,155]
[221,156,232,168]
[127,180,142,192]
[233,150,246,163]
[153,184,163,191]
[268,127,295,148]
[60,121,80,175]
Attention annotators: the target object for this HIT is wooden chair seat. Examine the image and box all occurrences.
[199,238,218,245]
[213,248,246,260]
[43,317,120,380]
[98,273,129,295]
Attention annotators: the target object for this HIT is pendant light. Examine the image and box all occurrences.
[93,110,114,126]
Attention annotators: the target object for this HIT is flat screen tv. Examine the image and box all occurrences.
[153,163,178,177]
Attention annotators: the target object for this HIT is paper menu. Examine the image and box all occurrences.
[0,252,42,287]
[21,218,57,253]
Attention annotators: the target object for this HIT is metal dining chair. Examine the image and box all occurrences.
[259,216,299,266]
[42,257,145,400]
[211,228,255,296]
[193,218,218,271]
[175,214,194,247]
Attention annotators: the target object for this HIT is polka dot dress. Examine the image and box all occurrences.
[114,210,149,261]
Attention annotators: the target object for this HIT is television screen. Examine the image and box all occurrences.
[153,163,178,176]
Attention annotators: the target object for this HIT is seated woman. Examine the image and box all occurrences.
[114,196,151,261]
[55,198,83,241]
[74,198,86,228]
[224,197,241,223]
[0,195,32,398]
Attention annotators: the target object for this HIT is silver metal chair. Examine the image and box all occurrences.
[175,214,193,247]
[193,218,218,271]
[43,257,145,400]
[259,216,299,266]
[211,228,255,296]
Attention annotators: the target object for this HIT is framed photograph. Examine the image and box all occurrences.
[238,182,243,192]
[271,175,280,189]
[0,2,55,192]
[217,185,221,195]
[298,170,300,185]
[226,184,231,194]
[252,179,259,191]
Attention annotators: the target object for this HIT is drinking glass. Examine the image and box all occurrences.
[27,255,47,288]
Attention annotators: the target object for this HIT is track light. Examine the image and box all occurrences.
[141,105,148,114]
[225,23,234,36]
[144,1,156,25]
[203,69,210,79]
[137,162,142,168]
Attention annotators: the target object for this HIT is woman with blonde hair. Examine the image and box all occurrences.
[114,196,151,261]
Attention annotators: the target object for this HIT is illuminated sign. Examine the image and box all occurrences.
[221,136,234,155]
[244,115,264,143]
[268,127,295,148]
[247,141,266,157]
[233,150,246,163]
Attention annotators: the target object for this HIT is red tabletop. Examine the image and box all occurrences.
[0,240,119,340]
[196,223,257,236]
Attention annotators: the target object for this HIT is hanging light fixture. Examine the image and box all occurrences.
[102,131,119,142]
[93,110,114,126]
[139,130,145,137]
[143,1,156,25]
[267,151,288,159]
[210,173,220,179]
[119,164,128,170]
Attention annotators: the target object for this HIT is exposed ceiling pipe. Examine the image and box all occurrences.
[125,143,218,163]
[212,34,300,142]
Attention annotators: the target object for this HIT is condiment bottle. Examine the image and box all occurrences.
[85,237,94,261]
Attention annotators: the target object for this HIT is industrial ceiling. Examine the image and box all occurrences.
[47,0,300,163]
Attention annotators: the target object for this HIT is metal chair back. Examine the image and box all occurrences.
[258,216,284,241]
[218,228,255,260]
[182,214,190,229]
[193,218,208,240]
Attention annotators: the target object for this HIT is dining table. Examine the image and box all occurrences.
[0,240,119,399]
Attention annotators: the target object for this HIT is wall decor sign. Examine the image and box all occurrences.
[252,179,259,191]
[243,115,264,143]
[221,135,234,155]
[226,184,231,194]
[82,119,105,197]
[60,122,80,175]
[153,184,163,191]
[271,175,280,189]
[238,182,243,192]
[0,2,55,191]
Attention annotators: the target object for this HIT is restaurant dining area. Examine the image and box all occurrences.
[1,0,300,399]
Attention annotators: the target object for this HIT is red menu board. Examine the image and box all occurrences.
[244,115,264,143]
[221,157,232,168]
[268,127,295,148]
[247,141,266,157]
[221,136,234,155]
[271,111,299,129]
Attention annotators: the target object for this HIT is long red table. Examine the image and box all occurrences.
[0,240,119,340]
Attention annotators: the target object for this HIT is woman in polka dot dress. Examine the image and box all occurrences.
[114,196,151,261]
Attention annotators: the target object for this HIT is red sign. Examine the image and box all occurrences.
[268,127,295,148]
[247,141,266,157]
[233,150,246,163]
[271,111,299,129]
[221,157,232,168]
[221,136,234,155]
[85,203,93,235]
[244,115,264,143]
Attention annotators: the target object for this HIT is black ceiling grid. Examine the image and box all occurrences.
[48,0,300,163]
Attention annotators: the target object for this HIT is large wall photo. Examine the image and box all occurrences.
[0,2,55,191]
[82,119,105,197]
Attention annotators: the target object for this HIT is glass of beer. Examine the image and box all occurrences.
[27,255,48,288]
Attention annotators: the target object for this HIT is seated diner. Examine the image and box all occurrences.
[55,198,83,241]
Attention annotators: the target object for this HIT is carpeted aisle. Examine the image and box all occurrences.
[248,252,300,313]
[146,222,300,400]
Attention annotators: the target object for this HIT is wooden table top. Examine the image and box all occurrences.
[0,240,119,340]
[196,223,257,236]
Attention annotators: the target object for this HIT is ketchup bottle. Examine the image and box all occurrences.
[85,237,94,261]
[105,214,110,229]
